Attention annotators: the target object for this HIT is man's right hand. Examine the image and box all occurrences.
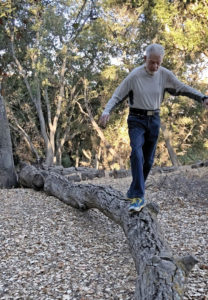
[98,113,110,128]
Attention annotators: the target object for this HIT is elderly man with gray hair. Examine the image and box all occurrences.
[99,43,208,213]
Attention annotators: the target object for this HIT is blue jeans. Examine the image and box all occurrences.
[127,113,160,199]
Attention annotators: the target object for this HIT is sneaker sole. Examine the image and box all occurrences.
[128,204,146,213]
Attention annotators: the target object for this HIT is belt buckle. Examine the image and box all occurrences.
[147,111,154,116]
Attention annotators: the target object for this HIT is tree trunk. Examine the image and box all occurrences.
[18,164,198,299]
[95,145,101,169]
[161,122,180,167]
[45,141,55,166]
[82,79,123,167]
[0,91,18,188]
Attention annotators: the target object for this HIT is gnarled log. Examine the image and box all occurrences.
[18,164,198,299]
[18,163,44,190]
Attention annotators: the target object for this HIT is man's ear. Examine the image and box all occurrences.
[144,55,147,62]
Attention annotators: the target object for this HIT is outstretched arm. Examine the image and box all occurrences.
[165,70,206,104]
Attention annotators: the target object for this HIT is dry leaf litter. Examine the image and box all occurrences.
[0,166,207,300]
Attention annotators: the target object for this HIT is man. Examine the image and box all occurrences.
[99,43,208,213]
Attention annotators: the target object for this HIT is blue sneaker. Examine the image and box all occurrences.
[128,197,146,213]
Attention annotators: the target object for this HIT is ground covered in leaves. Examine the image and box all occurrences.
[0,165,207,299]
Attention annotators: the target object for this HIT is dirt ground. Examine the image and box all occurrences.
[0,165,207,299]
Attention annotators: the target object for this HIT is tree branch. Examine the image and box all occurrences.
[10,34,35,105]
[9,122,40,162]
[43,86,52,128]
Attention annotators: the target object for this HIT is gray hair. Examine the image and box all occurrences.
[145,44,165,58]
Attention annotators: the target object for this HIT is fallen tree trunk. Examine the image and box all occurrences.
[19,164,198,299]
[18,163,45,190]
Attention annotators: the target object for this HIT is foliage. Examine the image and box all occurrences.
[0,0,207,168]
[156,94,208,166]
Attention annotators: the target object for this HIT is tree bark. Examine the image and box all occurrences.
[161,122,180,167]
[18,163,44,189]
[0,90,18,188]
[18,164,198,299]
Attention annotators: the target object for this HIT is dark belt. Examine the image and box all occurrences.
[129,107,160,116]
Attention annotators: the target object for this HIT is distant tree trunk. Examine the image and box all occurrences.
[0,89,18,188]
[161,122,180,167]
[11,36,67,167]
[95,145,101,169]
[81,78,123,168]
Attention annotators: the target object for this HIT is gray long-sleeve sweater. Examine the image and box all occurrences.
[103,64,205,114]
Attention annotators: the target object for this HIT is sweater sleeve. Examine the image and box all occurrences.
[164,70,205,103]
[102,75,131,114]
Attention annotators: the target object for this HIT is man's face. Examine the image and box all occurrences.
[144,54,163,74]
